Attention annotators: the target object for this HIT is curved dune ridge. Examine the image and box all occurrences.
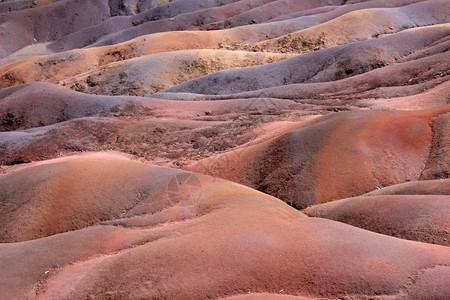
[303,193,450,246]
[190,106,450,207]
[0,48,290,96]
[1,155,450,299]
[159,24,450,95]
[0,0,449,299]
[59,49,292,96]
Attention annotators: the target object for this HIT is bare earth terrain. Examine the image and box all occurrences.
[0,0,449,299]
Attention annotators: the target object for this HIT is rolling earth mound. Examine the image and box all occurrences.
[0,0,449,299]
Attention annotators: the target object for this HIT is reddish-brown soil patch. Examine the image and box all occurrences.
[304,194,450,246]
[190,107,449,208]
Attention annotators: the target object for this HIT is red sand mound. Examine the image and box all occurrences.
[0,156,194,242]
[59,49,291,96]
[1,1,449,299]
[0,0,436,84]
[0,155,449,299]
[0,36,292,91]
[0,0,247,58]
[201,51,450,105]
[0,115,283,166]
[46,0,274,53]
[203,0,348,29]
[0,0,116,58]
[421,111,450,179]
[191,106,450,208]
[160,25,450,95]
[303,194,450,246]
[0,82,306,132]
[0,82,127,131]
[87,0,434,50]
[252,0,450,53]
[364,179,450,196]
